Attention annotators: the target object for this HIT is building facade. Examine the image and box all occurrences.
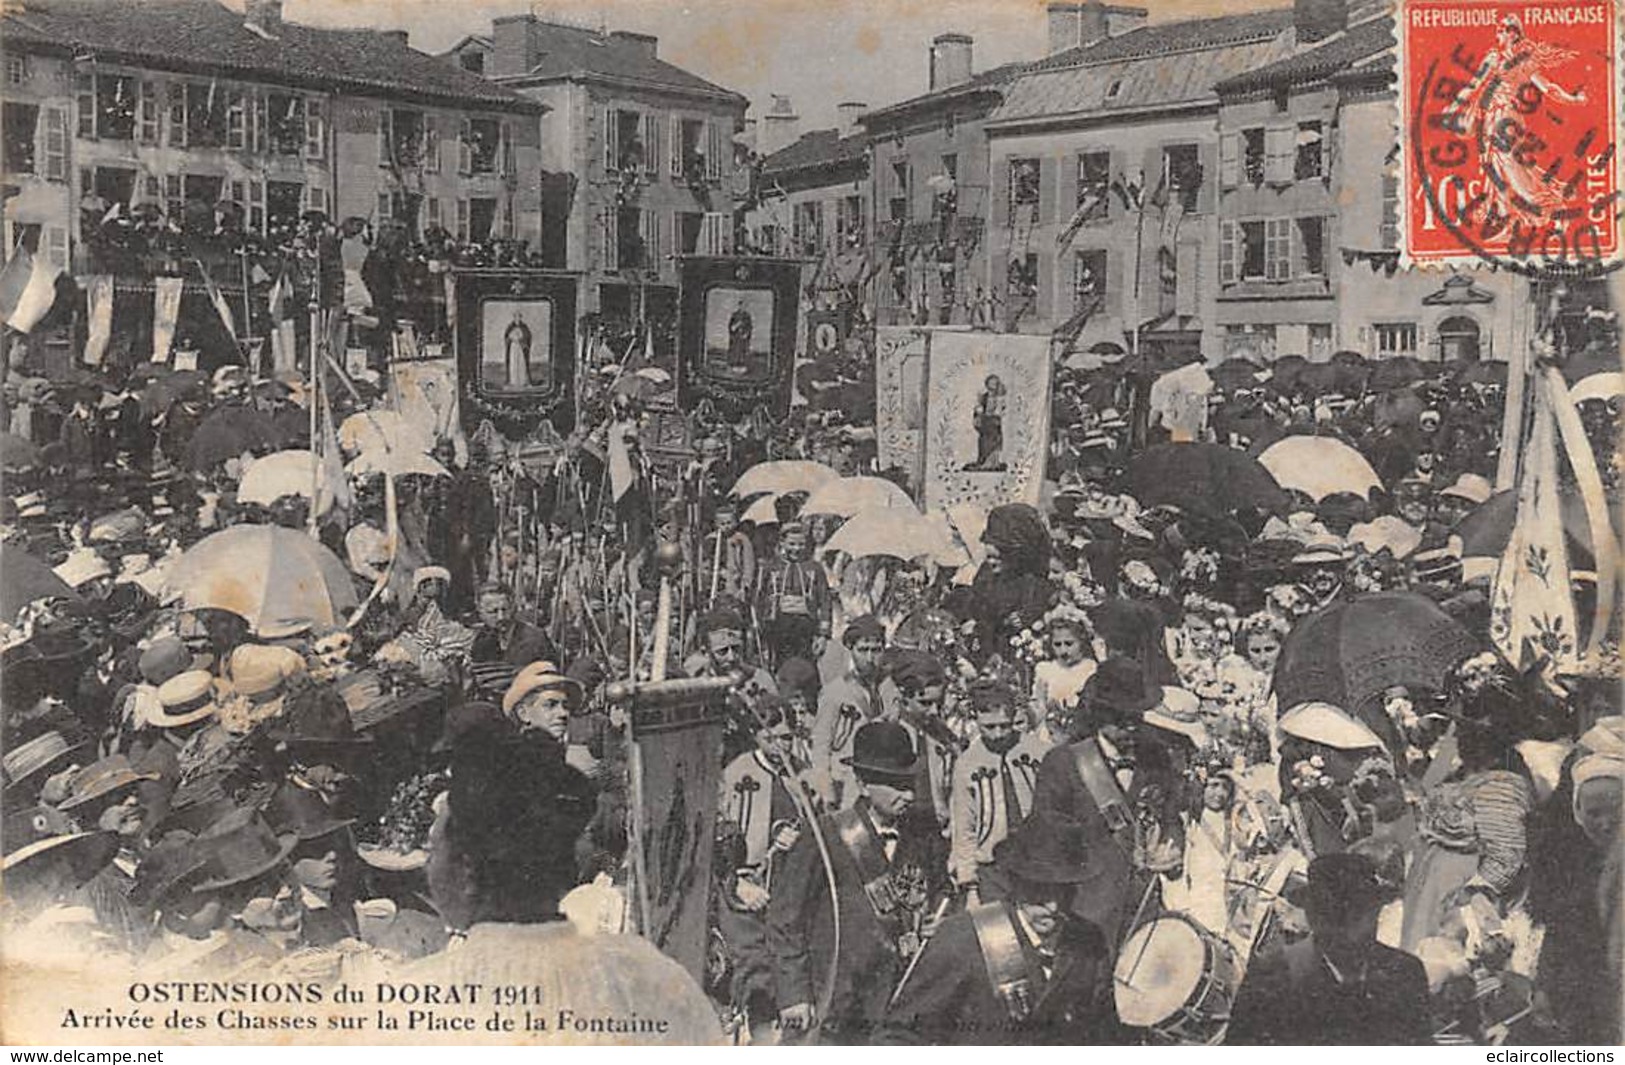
[1212,10,1521,363]
[857,34,1028,327]
[983,4,1299,362]
[747,125,868,264]
[2,0,545,269]
[472,14,748,322]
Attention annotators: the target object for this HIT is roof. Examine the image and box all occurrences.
[491,18,745,104]
[3,0,538,112]
[439,34,494,56]
[991,11,1297,125]
[1215,16,1395,94]
[859,59,1032,125]
[760,128,866,177]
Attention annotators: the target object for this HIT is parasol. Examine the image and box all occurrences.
[1,548,80,621]
[741,494,780,526]
[1571,372,1624,405]
[1294,363,1342,395]
[1273,591,1481,752]
[730,460,840,499]
[1367,356,1426,392]
[821,506,954,563]
[800,476,914,519]
[1258,436,1384,501]
[163,524,358,637]
[1126,442,1287,516]
[0,433,40,471]
[183,407,284,471]
[339,410,435,458]
[237,450,334,512]
[1455,486,1599,566]
[347,449,450,480]
[1209,358,1264,391]
[610,367,675,403]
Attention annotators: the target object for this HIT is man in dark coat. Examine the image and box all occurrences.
[769,721,948,1043]
[1028,656,1185,955]
[1227,852,1433,1045]
[879,814,1120,1045]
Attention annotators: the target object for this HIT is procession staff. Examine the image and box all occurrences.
[880,815,1118,1045]
[769,721,948,1043]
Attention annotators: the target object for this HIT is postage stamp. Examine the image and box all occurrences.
[1399,0,1623,275]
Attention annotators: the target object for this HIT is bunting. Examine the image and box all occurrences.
[197,258,238,343]
[152,276,184,363]
[82,275,114,365]
[1,246,62,334]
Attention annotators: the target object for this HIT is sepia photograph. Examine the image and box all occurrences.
[0,0,1621,1050]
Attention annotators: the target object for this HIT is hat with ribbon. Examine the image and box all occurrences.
[129,831,209,909]
[502,660,584,716]
[843,721,920,785]
[191,807,297,893]
[1,806,118,890]
[148,671,218,728]
[1,730,90,795]
[1142,686,1207,744]
[53,548,112,589]
[228,644,302,699]
[1291,532,1351,567]
[412,565,452,589]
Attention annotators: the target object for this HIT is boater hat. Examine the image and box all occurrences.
[148,671,218,728]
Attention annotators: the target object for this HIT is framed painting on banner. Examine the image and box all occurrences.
[453,269,579,444]
[922,331,1053,512]
[677,256,802,422]
[874,326,930,493]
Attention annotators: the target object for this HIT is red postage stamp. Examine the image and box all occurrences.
[1400,0,1622,273]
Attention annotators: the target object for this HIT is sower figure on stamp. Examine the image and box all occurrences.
[768,722,949,1044]
[880,814,1120,1045]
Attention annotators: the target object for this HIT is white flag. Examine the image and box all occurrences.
[152,276,184,363]
[82,275,114,365]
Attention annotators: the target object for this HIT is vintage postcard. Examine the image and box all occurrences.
[1,0,1621,1049]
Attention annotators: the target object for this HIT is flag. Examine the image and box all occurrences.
[1056,194,1100,249]
[0,247,35,323]
[1147,173,1170,211]
[1158,198,1186,252]
[340,233,372,313]
[272,319,298,374]
[1,247,62,334]
[267,271,290,322]
[197,259,237,343]
[1490,373,1579,673]
[607,420,636,502]
[246,337,265,378]
[315,374,353,517]
[82,274,114,365]
[152,276,184,362]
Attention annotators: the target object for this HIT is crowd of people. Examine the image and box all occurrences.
[1,281,1621,1047]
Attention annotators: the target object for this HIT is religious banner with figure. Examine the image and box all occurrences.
[630,691,729,985]
[921,331,1053,513]
[874,326,930,493]
[453,269,579,446]
[677,255,803,423]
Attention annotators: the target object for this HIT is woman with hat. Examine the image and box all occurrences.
[2,804,121,962]
[263,780,361,948]
[401,722,722,1044]
[962,503,1055,666]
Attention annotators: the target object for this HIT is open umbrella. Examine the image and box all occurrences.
[1210,359,1264,391]
[0,433,39,471]
[800,476,914,518]
[183,407,281,471]
[1294,363,1342,395]
[1273,591,1481,752]
[1258,436,1384,501]
[1455,486,1599,566]
[730,460,840,499]
[237,450,333,511]
[1127,442,1287,516]
[1454,361,1508,387]
[1367,356,1425,391]
[1,548,80,621]
[339,410,435,458]
[348,449,451,480]
[610,366,675,403]
[821,506,954,563]
[1571,371,1625,405]
[163,524,358,637]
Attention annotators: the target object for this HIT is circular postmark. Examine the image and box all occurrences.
[1407,10,1623,279]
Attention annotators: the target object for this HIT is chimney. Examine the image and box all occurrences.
[610,30,658,59]
[491,14,543,79]
[759,94,800,157]
[380,29,409,48]
[1047,2,1145,54]
[929,33,973,92]
[837,101,868,134]
[243,0,283,38]
[1294,0,1348,42]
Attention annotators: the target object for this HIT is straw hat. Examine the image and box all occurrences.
[1,730,89,793]
[57,754,160,813]
[1142,686,1207,744]
[502,660,584,715]
[53,548,112,589]
[148,671,218,728]
[1279,701,1385,750]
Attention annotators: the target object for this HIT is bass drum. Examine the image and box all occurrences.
[1113,914,1239,1045]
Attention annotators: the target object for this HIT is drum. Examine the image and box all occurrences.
[1113,914,1239,1045]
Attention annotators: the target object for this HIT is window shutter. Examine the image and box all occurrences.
[1219,221,1236,285]
[603,207,618,269]
[138,81,159,144]
[378,108,392,166]
[1219,133,1239,189]
[1265,217,1290,280]
[425,125,441,173]
[456,199,470,242]
[1264,124,1293,185]
[1197,140,1217,214]
[143,174,160,203]
[991,156,1010,230]
[248,179,265,234]
[1289,218,1304,278]
[707,121,725,182]
[77,74,95,139]
[42,107,67,181]
[458,118,472,176]
[1035,251,1053,324]
[500,121,515,177]
[426,198,441,230]
[377,192,392,222]
[45,226,68,268]
[1059,156,1079,219]
[602,105,617,173]
[227,91,246,150]
[304,98,324,160]
[642,113,660,178]
[502,196,515,239]
[1037,158,1056,225]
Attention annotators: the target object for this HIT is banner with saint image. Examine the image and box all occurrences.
[921,331,1053,513]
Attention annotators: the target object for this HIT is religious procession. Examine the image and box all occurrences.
[0,0,1622,1049]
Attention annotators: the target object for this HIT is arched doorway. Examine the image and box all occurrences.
[1437,315,1481,361]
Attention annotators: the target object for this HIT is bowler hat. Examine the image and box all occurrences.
[191,808,297,892]
[842,721,919,784]
[995,815,1090,885]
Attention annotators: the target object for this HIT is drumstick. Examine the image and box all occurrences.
[888,896,952,1009]
[1115,876,1164,987]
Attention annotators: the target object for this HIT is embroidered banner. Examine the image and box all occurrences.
[922,331,1053,513]
[874,326,930,494]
